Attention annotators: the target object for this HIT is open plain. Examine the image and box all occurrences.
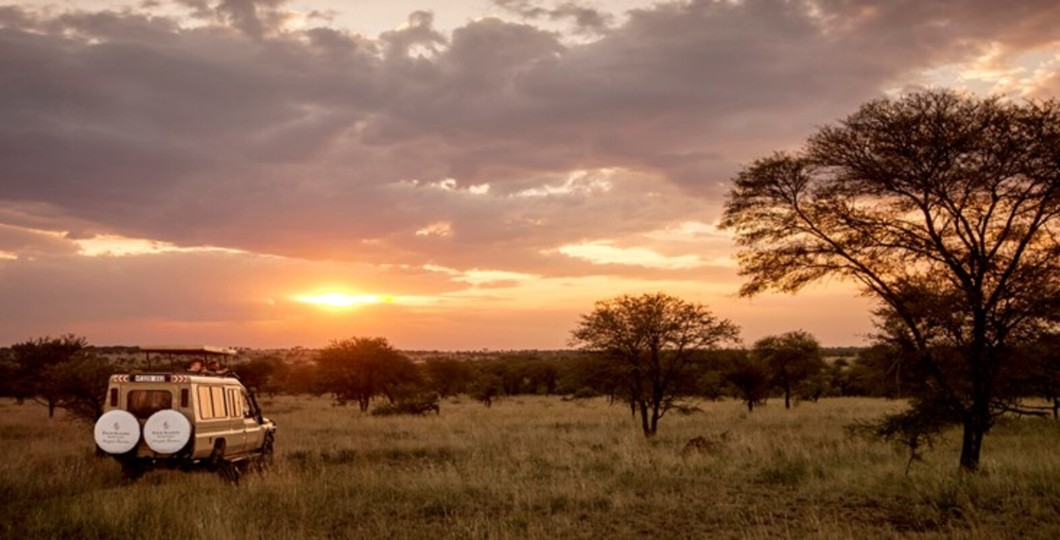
[2,396,1059,539]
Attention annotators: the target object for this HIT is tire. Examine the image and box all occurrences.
[208,440,241,484]
[120,460,145,482]
[94,410,140,455]
[262,431,275,460]
[254,431,275,474]
[142,410,192,454]
[217,460,242,484]
[207,440,226,471]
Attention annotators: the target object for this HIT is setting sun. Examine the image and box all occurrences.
[294,292,389,309]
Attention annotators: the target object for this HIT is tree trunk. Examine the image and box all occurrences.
[784,383,791,410]
[639,401,655,437]
[48,399,56,418]
[958,413,988,472]
[747,400,754,412]
[960,333,990,472]
[650,399,661,435]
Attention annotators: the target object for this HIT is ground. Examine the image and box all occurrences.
[1,396,1058,538]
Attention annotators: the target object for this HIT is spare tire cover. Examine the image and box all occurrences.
[143,409,192,454]
[94,410,141,454]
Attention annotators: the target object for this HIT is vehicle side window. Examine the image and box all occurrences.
[127,390,172,419]
[197,386,214,419]
[210,387,225,418]
[228,389,243,417]
[242,392,254,418]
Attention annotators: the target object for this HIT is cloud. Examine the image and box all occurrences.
[493,0,614,34]
[555,241,709,270]
[215,0,288,39]
[0,0,1058,346]
[4,1,1057,272]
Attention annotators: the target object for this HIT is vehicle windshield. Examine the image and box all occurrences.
[127,390,172,419]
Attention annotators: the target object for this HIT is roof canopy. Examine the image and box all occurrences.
[138,345,237,356]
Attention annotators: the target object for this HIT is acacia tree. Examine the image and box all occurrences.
[987,333,1060,419]
[424,358,474,398]
[722,90,1060,471]
[11,334,89,417]
[234,355,287,396]
[316,337,417,412]
[570,292,739,436]
[50,352,115,423]
[725,352,771,412]
[753,331,825,409]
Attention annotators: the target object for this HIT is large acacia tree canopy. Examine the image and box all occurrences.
[721,90,1060,348]
[571,293,739,357]
[722,90,1060,470]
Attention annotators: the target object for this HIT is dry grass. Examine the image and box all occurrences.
[2,396,1059,539]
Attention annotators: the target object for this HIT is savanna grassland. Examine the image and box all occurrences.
[2,396,1059,539]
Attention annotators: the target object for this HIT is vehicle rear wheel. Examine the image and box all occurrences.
[120,460,145,482]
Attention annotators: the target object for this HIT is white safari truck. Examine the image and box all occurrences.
[93,346,276,481]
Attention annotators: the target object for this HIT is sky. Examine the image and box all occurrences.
[1,0,1059,350]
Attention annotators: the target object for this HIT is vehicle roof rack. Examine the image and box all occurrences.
[138,345,237,356]
[137,346,238,370]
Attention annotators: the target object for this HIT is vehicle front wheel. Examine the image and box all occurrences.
[207,440,241,484]
[217,460,242,484]
[254,431,275,474]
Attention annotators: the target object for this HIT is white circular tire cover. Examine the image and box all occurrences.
[142,409,192,454]
[94,410,141,454]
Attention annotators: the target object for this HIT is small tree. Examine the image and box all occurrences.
[233,355,287,396]
[0,348,24,403]
[987,335,1060,419]
[51,353,116,423]
[570,293,739,436]
[470,371,504,408]
[560,352,627,403]
[753,331,826,409]
[724,352,771,412]
[424,357,474,398]
[11,335,89,417]
[316,337,416,412]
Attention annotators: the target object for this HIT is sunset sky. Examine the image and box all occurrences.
[2,0,1059,350]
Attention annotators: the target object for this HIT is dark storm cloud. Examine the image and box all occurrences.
[0,0,1058,272]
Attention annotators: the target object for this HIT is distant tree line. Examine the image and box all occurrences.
[4,330,1059,428]
[3,329,1057,430]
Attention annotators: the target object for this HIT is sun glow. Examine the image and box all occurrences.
[294,292,390,308]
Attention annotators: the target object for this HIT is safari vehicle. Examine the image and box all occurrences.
[93,346,276,481]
